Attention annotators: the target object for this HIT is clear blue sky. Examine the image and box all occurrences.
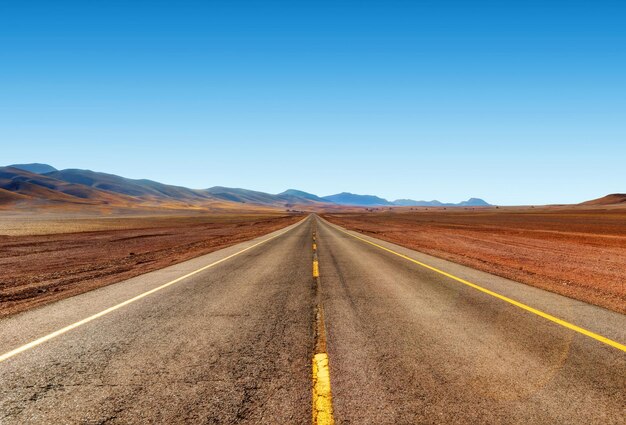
[1,0,624,205]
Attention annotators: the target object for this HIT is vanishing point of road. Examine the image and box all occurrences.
[0,215,624,424]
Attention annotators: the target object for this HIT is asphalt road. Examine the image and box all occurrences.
[1,215,624,424]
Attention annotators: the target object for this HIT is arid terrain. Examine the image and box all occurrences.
[323,206,626,313]
[0,211,302,317]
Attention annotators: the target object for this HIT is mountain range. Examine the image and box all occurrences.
[1,163,492,209]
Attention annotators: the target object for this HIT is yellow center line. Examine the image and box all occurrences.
[312,353,335,425]
[311,228,335,425]
[330,223,626,353]
[0,220,305,364]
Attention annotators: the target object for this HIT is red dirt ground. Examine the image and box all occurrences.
[323,207,626,314]
[0,212,302,317]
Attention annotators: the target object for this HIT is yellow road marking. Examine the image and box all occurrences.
[312,353,335,425]
[0,221,304,364]
[311,229,335,425]
[331,224,626,353]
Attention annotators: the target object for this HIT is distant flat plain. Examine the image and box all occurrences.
[323,206,626,314]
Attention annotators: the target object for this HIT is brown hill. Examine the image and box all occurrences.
[0,165,335,211]
[581,194,626,206]
[205,186,328,207]
[0,188,30,205]
[0,167,310,212]
[45,169,214,203]
[0,167,138,206]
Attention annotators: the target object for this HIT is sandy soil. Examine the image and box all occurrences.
[0,212,302,317]
[323,207,626,314]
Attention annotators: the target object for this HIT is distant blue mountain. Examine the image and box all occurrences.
[394,199,443,207]
[279,189,328,203]
[456,198,491,207]
[322,192,393,206]
[392,198,491,207]
[320,193,491,207]
[8,163,57,174]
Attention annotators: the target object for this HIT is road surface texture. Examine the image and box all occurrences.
[1,215,624,424]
